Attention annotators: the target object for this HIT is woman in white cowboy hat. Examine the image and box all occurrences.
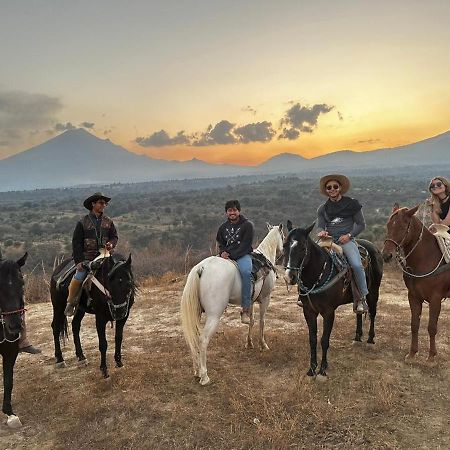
[316,174,368,313]
[64,193,118,316]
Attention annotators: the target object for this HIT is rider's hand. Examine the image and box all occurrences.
[220,251,230,259]
[317,231,329,238]
[105,242,113,251]
[76,262,84,271]
[338,233,351,244]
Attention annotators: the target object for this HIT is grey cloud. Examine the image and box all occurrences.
[54,122,76,132]
[242,105,256,115]
[192,120,237,146]
[234,121,275,143]
[135,129,190,147]
[338,111,344,121]
[279,103,334,139]
[278,127,300,140]
[80,121,95,129]
[0,89,62,146]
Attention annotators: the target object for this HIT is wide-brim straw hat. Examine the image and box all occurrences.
[320,174,350,195]
[83,192,111,210]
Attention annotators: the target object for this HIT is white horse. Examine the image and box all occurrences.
[180,223,284,385]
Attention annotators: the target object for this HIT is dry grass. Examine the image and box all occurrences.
[1,268,450,449]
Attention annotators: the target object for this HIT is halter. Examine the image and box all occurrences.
[0,306,26,344]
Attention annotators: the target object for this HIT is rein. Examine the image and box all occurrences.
[0,307,25,344]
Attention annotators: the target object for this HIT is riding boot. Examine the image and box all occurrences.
[355,297,369,314]
[65,278,83,317]
[240,308,251,324]
[18,315,42,354]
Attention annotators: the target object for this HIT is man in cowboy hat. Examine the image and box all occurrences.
[316,174,369,314]
[64,193,118,316]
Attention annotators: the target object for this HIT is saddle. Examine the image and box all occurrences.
[318,237,369,268]
[430,223,450,263]
[250,252,276,282]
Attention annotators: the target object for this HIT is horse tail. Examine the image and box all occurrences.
[180,264,203,356]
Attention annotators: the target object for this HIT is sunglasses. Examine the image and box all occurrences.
[326,184,340,191]
[96,201,108,205]
[430,182,443,190]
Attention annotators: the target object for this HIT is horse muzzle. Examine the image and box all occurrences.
[284,269,298,285]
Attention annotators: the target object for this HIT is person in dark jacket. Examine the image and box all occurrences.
[316,174,368,314]
[64,192,118,316]
[216,200,254,324]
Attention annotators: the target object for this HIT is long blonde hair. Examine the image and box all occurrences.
[428,176,450,214]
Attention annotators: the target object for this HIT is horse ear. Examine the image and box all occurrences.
[278,223,283,231]
[406,204,420,217]
[287,220,293,231]
[392,202,400,213]
[305,222,315,235]
[266,222,272,230]
[17,252,28,267]
[125,254,132,266]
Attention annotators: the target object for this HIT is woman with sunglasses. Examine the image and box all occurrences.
[316,174,368,314]
[427,176,450,231]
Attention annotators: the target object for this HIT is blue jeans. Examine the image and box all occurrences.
[341,240,369,297]
[74,269,87,281]
[236,254,252,309]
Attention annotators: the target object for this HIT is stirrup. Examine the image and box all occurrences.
[64,304,77,317]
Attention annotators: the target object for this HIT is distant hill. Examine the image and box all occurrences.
[0,128,449,191]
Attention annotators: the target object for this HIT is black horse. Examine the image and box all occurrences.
[283,222,383,378]
[50,254,135,378]
[0,253,27,427]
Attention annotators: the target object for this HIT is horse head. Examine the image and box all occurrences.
[283,222,315,285]
[382,204,420,263]
[0,253,27,338]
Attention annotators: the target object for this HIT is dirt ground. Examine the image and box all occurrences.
[1,268,449,449]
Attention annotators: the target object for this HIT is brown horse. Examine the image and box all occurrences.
[382,204,450,363]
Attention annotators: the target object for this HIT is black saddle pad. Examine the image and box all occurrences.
[251,252,274,282]
[54,260,76,290]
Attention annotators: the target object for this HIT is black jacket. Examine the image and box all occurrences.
[216,215,254,260]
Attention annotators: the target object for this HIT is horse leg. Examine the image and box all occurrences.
[318,310,335,378]
[114,318,126,368]
[426,297,442,363]
[198,315,220,386]
[51,309,65,367]
[354,314,363,342]
[2,346,18,417]
[72,309,87,364]
[303,306,318,377]
[405,293,422,362]
[258,296,270,351]
[95,316,109,378]
[245,303,255,349]
[367,290,378,344]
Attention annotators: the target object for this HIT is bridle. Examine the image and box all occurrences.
[0,306,26,344]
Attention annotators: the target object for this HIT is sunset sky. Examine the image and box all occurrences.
[1,0,449,165]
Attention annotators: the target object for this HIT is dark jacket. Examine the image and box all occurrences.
[216,215,254,260]
[72,213,118,264]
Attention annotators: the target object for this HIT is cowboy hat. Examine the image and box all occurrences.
[319,174,350,195]
[83,192,111,210]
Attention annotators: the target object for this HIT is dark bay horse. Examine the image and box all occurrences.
[382,204,450,363]
[283,223,383,378]
[0,253,27,428]
[51,254,135,378]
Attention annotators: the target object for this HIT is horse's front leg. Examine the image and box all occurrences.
[51,308,65,367]
[318,311,335,378]
[367,290,378,344]
[258,296,270,351]
[72,309,87,364]
[245,303,255,349]
[114,318,126,368]
[427,296,442,363]
[405,293,422,362]
[2,344,21,428]
[198,315,220,386]
[303,304,318,377]
[354,313,363,342]
[95,316,109,378]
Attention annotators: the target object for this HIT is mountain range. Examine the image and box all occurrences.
[0,128,449,191]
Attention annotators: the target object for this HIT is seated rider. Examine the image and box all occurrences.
[316,174,368,314]
[427,176,450,232]
[64,192,118,317]
[216,200,254,324]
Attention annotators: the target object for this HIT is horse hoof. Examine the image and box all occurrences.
[306,369,316,377]
[352,339,363,345]
[426,356,438,367]
[199,376,211,386]
[259,344,270,351]
[316,374,328,382]
[404,353,417,363]
[367,338,375,345]
[245,342,254,349]
[6,414,22,429]
[115,360,123,368]
[55,361,66,369]
[78,358,88,367]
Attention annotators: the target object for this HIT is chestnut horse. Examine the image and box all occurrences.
[382,204,450,363]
